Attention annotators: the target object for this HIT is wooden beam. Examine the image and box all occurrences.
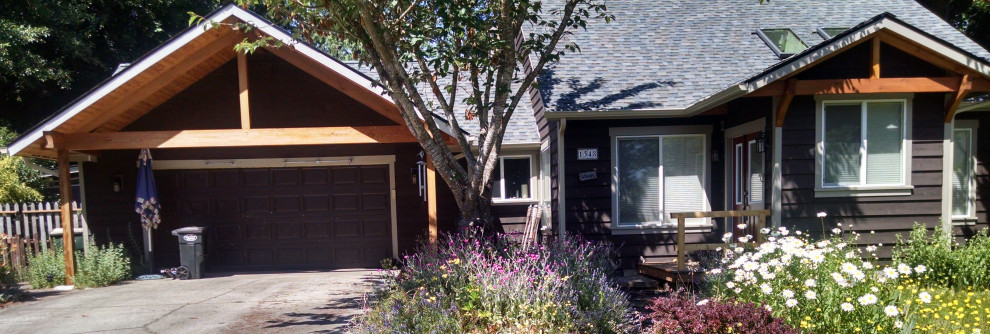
[57,149,77,285]
[237,51,251,129]
[76,29,239,133]
[870,37,881,79]
[974,77,990,92]
[945,74,972,123]
[775,79,795,127]
[751,76,961,97]
[49,126,418,151]
[427,160,438,243]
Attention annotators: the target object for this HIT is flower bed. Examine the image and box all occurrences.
[351,231,635,333]
[705,216,989,334]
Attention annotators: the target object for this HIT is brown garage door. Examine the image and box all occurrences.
[155,165,392,271]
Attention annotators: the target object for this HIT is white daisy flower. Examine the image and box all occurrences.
[866,245,878,252]
[804,278,817,287]
[737,223,748,230]
[884,305,899,317]
[764,304,773,312]
[726,282,735,289]
[734,287,742,294]
[760,228,770,234]
[862,262,874,269]
[858,293,878,305]
[785,299,798,308]
[840,303,854,312]
[895,320,903,329]
[722,233,733,243]
[914,264,927,273]
[782,289,794,298]
[696,299,709,306]
[883,267,899,279]
[871,286,879,293]
[804,290,817,300]
[832,228,842,235]
[760,283,773,295]
[817,212,827,218]
[918,291,932,303]
[841,262,857,274]
[897,263,913,275]
[778,227,789,236]
[851,270,866,281]
[743,262,758,271]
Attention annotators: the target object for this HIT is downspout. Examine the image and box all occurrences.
[557,118,567,238]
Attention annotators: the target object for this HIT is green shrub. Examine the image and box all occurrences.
[0,264,23,303]
[351,230,635,333]
[27,247,66,289]
[893,224,990,288]
[74,243,131,288]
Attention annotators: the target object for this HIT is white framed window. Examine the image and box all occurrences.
[734,143,743,205]
[815,96,913,197]
[610,125,712,232]
[952,121,978,219]
[493,155,533,201]
[539,146,552,228]
[748,139,764,204]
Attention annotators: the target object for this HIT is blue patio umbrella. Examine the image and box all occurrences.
[135,149,160,271]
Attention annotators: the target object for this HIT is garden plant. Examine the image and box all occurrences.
[351,230,635,333]
[27,242,131,289]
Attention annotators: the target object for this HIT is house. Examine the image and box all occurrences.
[537,0,990,268]
[7,1,990,273]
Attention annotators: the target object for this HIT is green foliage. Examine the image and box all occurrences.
[74,243,132,288]
[918,0,990,49]
[352,231,635,333]
[0,263,23,304]
[26,247,66,289]
[0,127,53,202]
[893,224,990,289]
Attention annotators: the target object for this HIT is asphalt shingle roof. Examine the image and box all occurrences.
[537,0,990,113]
[345,62,540,145]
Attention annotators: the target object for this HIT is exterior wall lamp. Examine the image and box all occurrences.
[756,131,766,153]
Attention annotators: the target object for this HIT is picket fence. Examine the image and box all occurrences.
[0,202,89,261]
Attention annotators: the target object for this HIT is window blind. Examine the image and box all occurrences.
[663,136,707,226]
[952,129,973,217]
[865,102,903,185]
[823,104,863,186]
[617,138,660,226]
[749,141,764,203]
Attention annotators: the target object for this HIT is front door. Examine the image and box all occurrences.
[730,132,765,238]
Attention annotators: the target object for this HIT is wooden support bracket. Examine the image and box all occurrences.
[870,37,881,79]
[775,79,796,127]
[945,74,972,123]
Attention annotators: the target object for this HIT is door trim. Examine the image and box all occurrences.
[152,154,400,260]
[723,118,766,215]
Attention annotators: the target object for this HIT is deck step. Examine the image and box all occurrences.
[616,273,660,289]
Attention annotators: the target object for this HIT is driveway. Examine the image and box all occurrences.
[0,269,381,334]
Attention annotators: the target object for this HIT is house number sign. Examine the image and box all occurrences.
[577,148,598,160]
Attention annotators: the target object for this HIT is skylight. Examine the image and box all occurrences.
[757,28,808,58]
[817,27,849,39]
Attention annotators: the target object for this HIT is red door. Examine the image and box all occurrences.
[731,132,765,238]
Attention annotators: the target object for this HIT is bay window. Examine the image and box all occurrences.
[816,98,912,196]
[611,126,711,231]
[493,156,533,200]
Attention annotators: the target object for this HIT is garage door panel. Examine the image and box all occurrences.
[181,198,211,216]
[334,219,361,237]
[303,220,331,238]
[183,171,210,188]
[362,218,389,237]
[364,247,389,264]
[248,249,274,266]
[215,249,244,266]
[243,169,270,186]
[246,222,272,240]
[361,193,389,210]
[243,196,270,213]
[276,248,305,264]
[306,247,333,264]
[215,198,239,216]
[360,166,388,184]
[332,167,358,184]
[215,224,242,241]
[272,169,300,186]
[303,195,329,211]
[273,195,300,212]
[332,194,359,210]
[213,170,239,187]
[302,168,329,185]
[273,221,302,239]
[334,247,362,265]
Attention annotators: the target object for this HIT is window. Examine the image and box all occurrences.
[749,140,764,203]
[734,143,743,205]
[757,28,808,58]
[952,125,977,218]
[817,27,848,39]
[612,129,711,229]
[539,147,552,228]
[816,98,912,196]
[493,156,532,200]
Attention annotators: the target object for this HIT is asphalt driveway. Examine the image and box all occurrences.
[0,269,381,334]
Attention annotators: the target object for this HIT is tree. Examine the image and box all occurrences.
[0,1,221,132]
[917,0,990,49]
[0,127,45,203]
[224,0,610,229]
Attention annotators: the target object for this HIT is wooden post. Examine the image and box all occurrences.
[870,37,881,79]
[237,51,251,129]
[426,160,438,242]
[57,148,76,285]
[676,215,686,271]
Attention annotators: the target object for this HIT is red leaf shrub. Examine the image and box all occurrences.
[640,290,796,334]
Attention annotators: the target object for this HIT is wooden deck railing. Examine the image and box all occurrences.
[672,209,771,271]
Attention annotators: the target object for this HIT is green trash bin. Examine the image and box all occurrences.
[171,227,206,279]
[49,228,84,251]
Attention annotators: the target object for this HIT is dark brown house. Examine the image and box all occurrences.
[8,1,990,275]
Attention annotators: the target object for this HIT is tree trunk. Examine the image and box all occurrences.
[454,186,499,234]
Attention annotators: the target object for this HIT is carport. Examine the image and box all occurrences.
[5,6,451,278]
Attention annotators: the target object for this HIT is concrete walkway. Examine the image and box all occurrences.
[0,269,380,334]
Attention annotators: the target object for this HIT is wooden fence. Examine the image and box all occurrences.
[0,202,88,265]
[1,235,53,269]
